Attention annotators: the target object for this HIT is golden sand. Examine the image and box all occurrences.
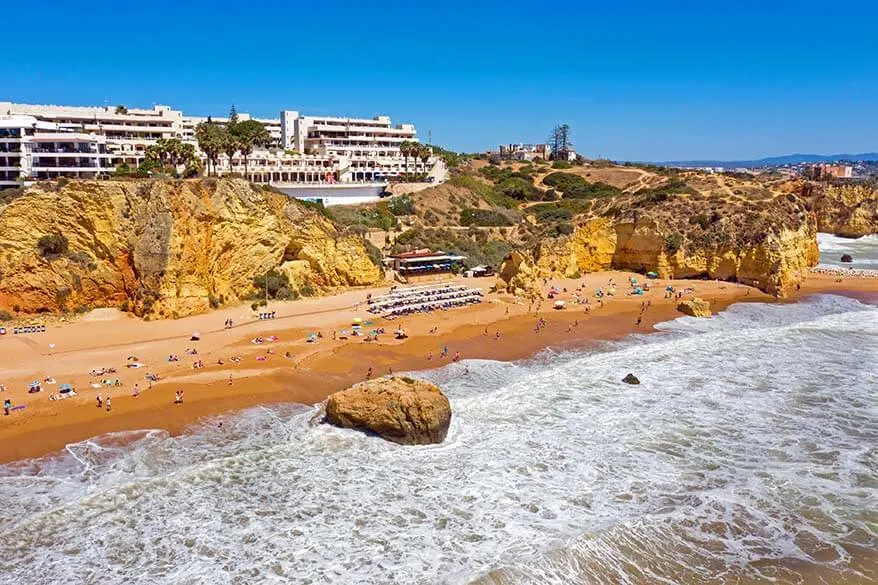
[0,271,875,464]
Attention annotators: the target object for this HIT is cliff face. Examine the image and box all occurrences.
[0,179,382,318]
[497,177,823,298]
[802,182,878,237]
[496,218,817,297]
[486,171,873,299]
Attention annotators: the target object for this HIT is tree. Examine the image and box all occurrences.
[222,131,239,174]
[114,105,128,115]
[142,138,200,177]
[399,140,415,177]
[195,121,224,176]
[232,119,271,177]
[548,124,572,161]
[419,144,431,172]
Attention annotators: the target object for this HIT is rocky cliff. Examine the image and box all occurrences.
[798,182,878,237]
[0,179,383,318]
[496,180,821,298]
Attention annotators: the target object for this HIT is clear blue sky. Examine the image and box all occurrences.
[4,0,877,161]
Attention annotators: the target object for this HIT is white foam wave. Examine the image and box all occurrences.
[0,296,876,584]
[817,232,878,268]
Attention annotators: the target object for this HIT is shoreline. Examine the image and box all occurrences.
[1,272,876,465]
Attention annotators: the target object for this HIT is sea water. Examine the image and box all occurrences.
[817,232,878,269]
[0,295,876,584]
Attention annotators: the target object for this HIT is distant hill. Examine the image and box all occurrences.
[657,153,878,168]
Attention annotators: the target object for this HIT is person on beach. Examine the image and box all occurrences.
[464,365,469,375]
[495,330,501,340]
[3,399,11,416]
[366,367,373,379]
[96,394,102,408]
[133,384,140,398]
[453,351,461,362]
[105,396,111,412]
[175,390,183,404]
[228,374,233,386]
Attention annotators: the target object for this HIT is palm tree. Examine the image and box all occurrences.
[419,145,431,178]
[233,120,271,178]
[222,131,239,175]
[195,122,224,176]
[399,140,413,177]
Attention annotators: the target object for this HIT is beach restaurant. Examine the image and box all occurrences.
[387,249,467,277]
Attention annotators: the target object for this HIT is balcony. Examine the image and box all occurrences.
[32,159,111,169]
[31,146,101,154]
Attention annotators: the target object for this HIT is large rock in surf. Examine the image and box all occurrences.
[622,373,640,385]
[841,254,853,263]
[325,377,452,445]
[676,297,712,318]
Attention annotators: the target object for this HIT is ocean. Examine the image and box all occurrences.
[817,233,878,269]
[1,295,876,584]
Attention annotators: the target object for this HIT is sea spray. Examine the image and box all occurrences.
[0,295,875,584]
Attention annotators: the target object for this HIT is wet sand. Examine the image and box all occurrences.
[0,271,876,464]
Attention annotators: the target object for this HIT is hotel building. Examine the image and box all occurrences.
[0,101,436,189]
[0,115,114,188]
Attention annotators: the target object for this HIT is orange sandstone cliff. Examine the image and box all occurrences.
[0,178,382,318]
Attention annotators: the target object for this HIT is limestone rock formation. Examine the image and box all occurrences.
[676,298,712,318]
[324,377,452,445]
[498,217,818,299]
[0,179,383,318]
[803,182,878,237]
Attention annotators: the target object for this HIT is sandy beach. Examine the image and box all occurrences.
[1,271,876,464]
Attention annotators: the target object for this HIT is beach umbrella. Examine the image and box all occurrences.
[647,272,658,279]
[352,317,363,325]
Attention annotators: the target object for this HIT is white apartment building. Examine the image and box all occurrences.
[0,115,114,188]
[0,101,438,189]
[0,102,183,169]
[280,111,430,181]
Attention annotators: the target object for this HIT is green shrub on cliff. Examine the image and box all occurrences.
[459,208,514,227]
[495,177,540,201]
[37,233,69,259]
[542,172,622,200]
[253,269,290,299]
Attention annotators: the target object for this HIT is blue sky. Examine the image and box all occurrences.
[4,0,877,160]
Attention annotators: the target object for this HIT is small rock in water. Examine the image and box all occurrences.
[840,254,853,263]
[622,373,640,385]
